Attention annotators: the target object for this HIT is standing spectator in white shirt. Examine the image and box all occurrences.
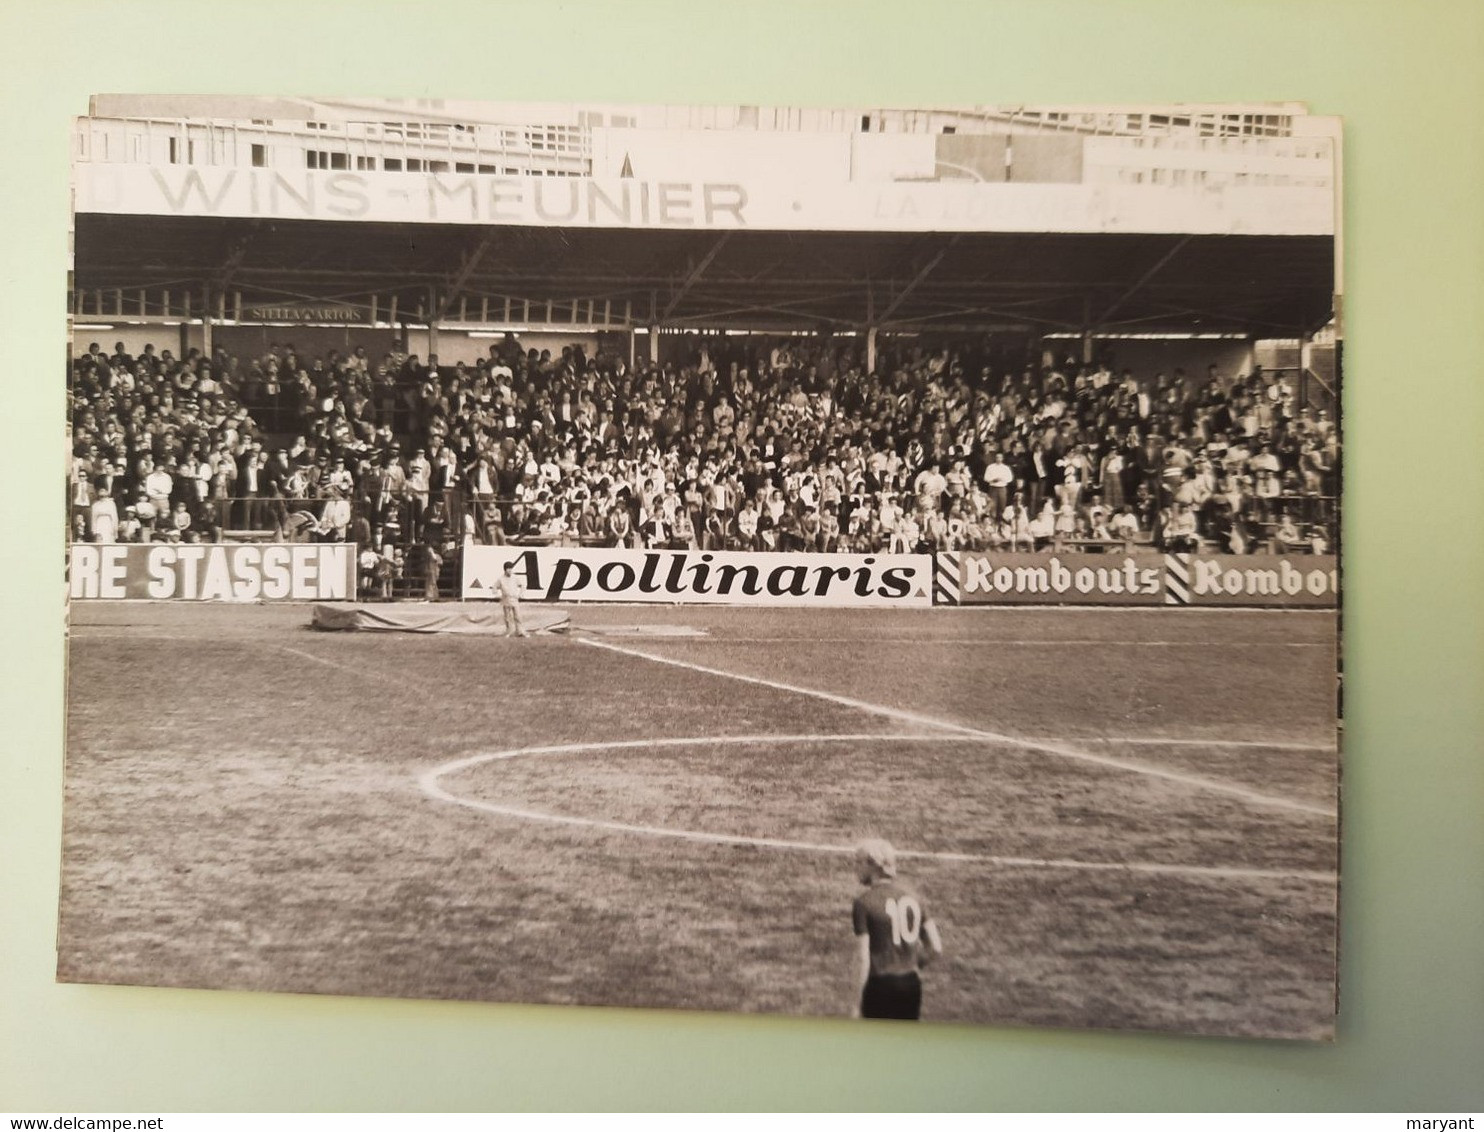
[981,451,1014,518]
[913,463,947,515]
[406,447,431,538]
[89,477,118,543]
[145,463,174,522]
[320,491,352,542]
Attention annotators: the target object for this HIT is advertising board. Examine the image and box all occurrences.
[1172,553,1339,607]
[940,550,1339,608]
[463,546,933,607]
[73,165,1334,237]
[942,550,1165,606]
[67,543,356,601]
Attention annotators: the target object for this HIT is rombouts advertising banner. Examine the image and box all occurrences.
[942,551,1339,608]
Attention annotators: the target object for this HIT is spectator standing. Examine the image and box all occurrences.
[982,451,1014,518]
[89,477,118,543]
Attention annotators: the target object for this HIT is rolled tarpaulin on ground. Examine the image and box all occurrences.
[311,603,570,635]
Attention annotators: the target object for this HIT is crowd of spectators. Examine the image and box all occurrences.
[68,332,1341,573]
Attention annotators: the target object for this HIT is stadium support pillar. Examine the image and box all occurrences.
[200,286,214,356]
[647,325,660,365]
[1297,329,1312,408]
[1081,329,1095,364]
[428,318,440,360]
[865,326,878,375]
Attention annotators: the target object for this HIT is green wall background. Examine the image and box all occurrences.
[3,0,1480,1111]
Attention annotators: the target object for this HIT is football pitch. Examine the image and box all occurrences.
[60,601,1340,1039]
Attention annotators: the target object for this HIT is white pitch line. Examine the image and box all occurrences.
[69,629,217,641]
[419,735,1336,884]
[69,630,428,692]
[273,643,451,695]
[1070,735,1338,753]
[669,637,1331,648]
[577,636,1337,819]
[77,630,452,696]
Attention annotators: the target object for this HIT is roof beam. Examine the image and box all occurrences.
[94,263,1306,295]
[434,229,501,320]
[670,303,861,327]
[1094,235,1193,325]
[666,291,867,325]
[660,232,731,321]
[876,235,962,324]
[886,303,1083,330]
[213,221,262,291]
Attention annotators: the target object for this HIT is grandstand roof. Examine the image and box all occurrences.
[73,213,1336,337]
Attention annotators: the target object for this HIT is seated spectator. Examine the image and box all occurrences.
[1029,501,1056,549]
[1271,512,1303,553]
[1163,501,1200,553]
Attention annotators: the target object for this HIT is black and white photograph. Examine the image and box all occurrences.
[62,97,1342,1040]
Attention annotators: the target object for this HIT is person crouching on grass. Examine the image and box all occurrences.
[494,561,527,638]
[851,839,943,1021]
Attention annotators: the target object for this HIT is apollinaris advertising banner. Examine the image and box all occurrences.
[68,543,357,601]
[939,550,1338,608]
[463,546,934,607]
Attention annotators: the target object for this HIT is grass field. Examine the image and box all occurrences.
[59,600,1340,1039]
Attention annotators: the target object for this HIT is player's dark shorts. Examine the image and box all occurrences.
[861,971,922,1020]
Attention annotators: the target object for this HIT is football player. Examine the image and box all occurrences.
[850,839,943,1020]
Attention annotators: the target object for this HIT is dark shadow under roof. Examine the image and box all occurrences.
[73,213,1336,336]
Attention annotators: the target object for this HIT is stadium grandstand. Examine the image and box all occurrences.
[68,99,1340,599]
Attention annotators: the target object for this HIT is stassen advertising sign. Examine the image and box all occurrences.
[68,543,356,601]
[950,552,1165,606]
[1176,553,1338,607]
[464,546,932,607]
